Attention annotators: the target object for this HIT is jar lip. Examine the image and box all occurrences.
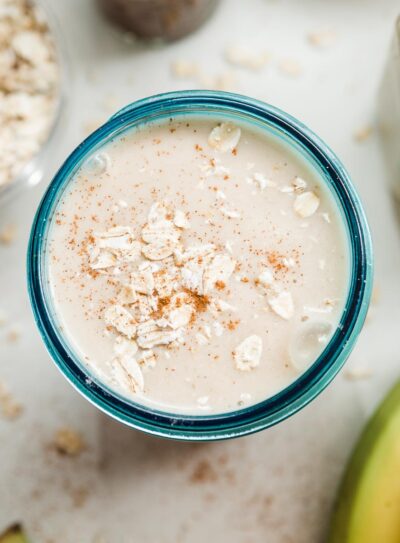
[27,90,373,440]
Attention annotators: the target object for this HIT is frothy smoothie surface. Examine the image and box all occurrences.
[47,117,349,414]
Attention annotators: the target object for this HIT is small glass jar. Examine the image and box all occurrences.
[27,91,373,441]
[97,0,219,41]
[378,16,400,202]
[0,0,69,206]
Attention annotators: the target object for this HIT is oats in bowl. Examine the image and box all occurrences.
[0,0,61,198]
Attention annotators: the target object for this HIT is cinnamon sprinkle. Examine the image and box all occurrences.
[183,289,210,313]
[226,319,240,331]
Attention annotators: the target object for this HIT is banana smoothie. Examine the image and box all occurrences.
[46,117,349,414]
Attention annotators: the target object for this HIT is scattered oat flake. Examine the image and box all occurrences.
[69,485,89,508]
[141,222,179,245]
[203,254,236,294]
[371,285,380,305]
[225,240,233,254]
[141,241,177,261]
[181,245,215,268]
[166,303,193,329]
[98,226,135,250]
[171,59,199,78]
[252,172,276,190]
[220,205,241,219]
[353,125,374,143]
[365,306,375,324]
[196,332,209,345]
[216,189,227,200]
[239,392,252,405]
[208,123,241,152]
[137,349,157,369]
[294,191,320,218]
[322,212,331,223]
[215,299,237,312]
[257,268,275,289]
[90,250,117,270]
[282,257,295,268]
[212,71,237,91]
[224,45,269,70]
[173,209,190,229]
[137,325,179,350]
[131,268,155,296]
[213,321,224,337]
[233,335,262,371]
[324,298,336,309]
[6,326,21,343]
[114,335,138,357]
[0,381,23,420]
[278,59,302,77]
[0,224,17,245]
[344,366,373,381]
[307,30,337,48]
[52,427,86,456]
[268,290,294,320]
[292,176,307,192]
[89,226,141,269]
[113,352,144,393]
[104,305,136,339]
[303,302,333,315]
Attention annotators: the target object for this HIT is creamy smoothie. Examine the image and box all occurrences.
[46,117,349,414]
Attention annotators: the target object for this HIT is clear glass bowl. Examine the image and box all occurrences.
[27,91,373,441]
[0,0,68,206]
[379,16,400,201]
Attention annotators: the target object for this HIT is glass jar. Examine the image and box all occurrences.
[97,0,219,41]
[0,0,69,206]
[27,91,373,441]
[379,16,400,202]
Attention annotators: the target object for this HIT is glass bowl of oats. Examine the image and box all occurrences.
[0,0,64,204]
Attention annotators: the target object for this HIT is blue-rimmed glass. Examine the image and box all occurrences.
[27,91,373,441]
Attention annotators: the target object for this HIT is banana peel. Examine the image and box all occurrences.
[328,380,400,542]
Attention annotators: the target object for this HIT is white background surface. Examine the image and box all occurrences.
[1,0,400,541]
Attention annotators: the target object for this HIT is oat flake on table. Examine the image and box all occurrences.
[0,0,59,189]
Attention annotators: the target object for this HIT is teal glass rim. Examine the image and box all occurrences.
[27,90,373,441]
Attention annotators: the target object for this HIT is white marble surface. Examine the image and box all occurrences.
[1,0,400,541]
